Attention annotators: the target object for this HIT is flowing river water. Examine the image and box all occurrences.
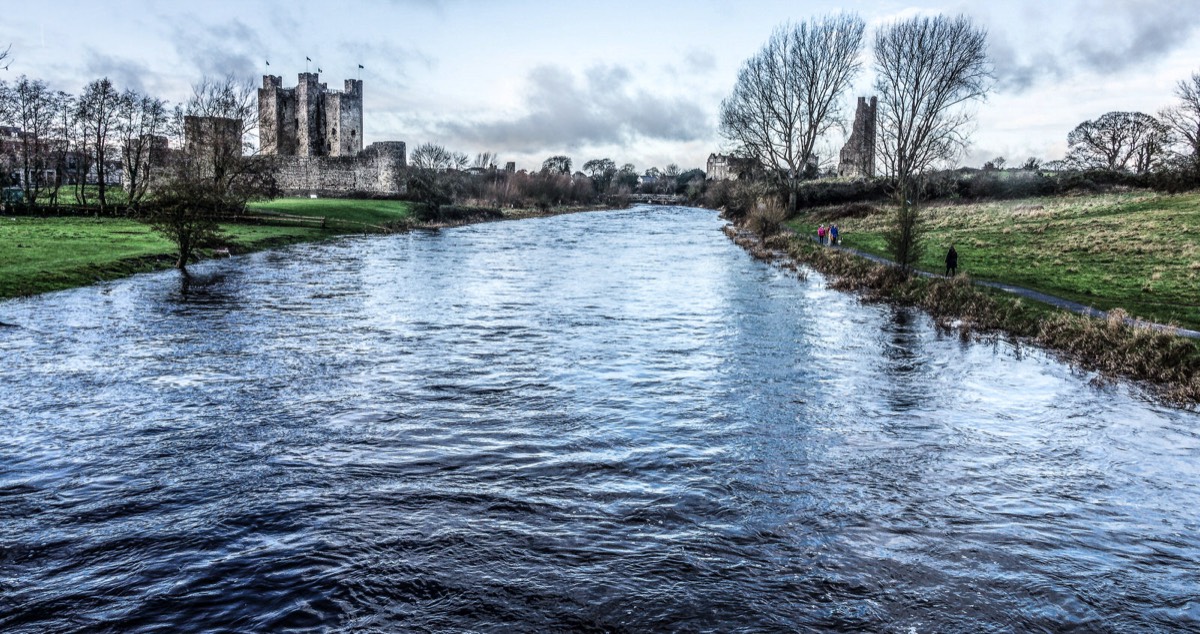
[2,206,1199,632]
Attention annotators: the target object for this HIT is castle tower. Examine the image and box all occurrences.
[259,73,363,158]
[838,96,877,178]
[259,75,298,156]
[324,79,363,157]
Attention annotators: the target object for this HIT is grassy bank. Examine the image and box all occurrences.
[0,197,612,301]
[789,191,1200,330]
[0,216,325,299]
[248,198,412,228]
[730,225,1200,406]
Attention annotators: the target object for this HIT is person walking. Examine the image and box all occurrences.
[945,245,959,277]
[830,224,839,246]
[817,225,826,245]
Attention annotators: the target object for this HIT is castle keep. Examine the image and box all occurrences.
[259,73,405,196]
[838,97,877,179]
[260,74,363,158]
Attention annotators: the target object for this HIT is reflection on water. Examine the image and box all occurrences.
[2,206,1199,632]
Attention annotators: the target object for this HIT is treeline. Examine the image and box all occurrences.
[1,61,276,272]
[401,144,705,217]
[0,75,181,211]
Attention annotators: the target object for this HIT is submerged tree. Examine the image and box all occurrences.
[720,13,866,212]
[143,76,276,274]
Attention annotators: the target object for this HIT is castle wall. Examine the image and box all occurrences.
[273,142,406,196]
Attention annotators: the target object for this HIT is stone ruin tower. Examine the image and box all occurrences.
[838,96,877,178]
[259,73,363,158]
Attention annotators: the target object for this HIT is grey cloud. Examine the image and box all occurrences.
[1070,0,1200,73]
[436,64,709,153]
[169,18,266,81]
[683,49,717,75]
[992,0,1200,94]
[83,50,151,93]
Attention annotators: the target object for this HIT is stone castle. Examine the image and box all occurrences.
[706,153,755,181]
[838,97,876,179]
[259,73,406,196]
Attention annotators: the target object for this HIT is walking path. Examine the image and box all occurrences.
[795,230,1200,339]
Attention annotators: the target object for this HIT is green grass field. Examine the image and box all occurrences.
[0,198,413,299]
[790,191,1200,330]
[249,198,412,227]
[0,216,323,299]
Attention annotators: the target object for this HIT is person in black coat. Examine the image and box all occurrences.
[945,245,958,277]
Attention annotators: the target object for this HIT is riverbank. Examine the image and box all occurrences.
[724,221,1200,406]
[0,199,624,301]
[0,217,327,300]
[790,191,1200,331]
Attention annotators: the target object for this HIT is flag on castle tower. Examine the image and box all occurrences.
[358,64,364,69]
[306,57,311,61]
[265,60,270,66]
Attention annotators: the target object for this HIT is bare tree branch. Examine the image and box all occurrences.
[1067,111,1169,173]
[720,14,866,211]
[873,14,992,197]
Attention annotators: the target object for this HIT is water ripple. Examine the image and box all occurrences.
[2,206,1199,632]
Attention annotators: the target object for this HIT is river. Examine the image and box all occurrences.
[2,206,1198,632]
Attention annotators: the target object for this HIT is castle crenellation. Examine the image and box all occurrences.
[258,72,405,196]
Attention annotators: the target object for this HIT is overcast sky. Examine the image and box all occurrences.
[4,0,1199,172]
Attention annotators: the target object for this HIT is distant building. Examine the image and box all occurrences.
[706,153,756,181]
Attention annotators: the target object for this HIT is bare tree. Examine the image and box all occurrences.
[720,14,866,211]
[45,90,75,206]
[410,142,454,170]
[8,76,57,205]
[407,142,467,216]
[874,14,992,196]
[77,78,122,211]
[874,14,991,274]
[541,155,572,175]
[143,76,275,274]
[472,151,497,170]
[582,158,617,192]
[116,89,170,206]
[1159,71,1200,172]
[1066,111,1169,174]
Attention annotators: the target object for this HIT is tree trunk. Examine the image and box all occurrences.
[176,235,190,272]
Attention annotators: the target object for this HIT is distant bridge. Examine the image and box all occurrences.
[623,194,687,205]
